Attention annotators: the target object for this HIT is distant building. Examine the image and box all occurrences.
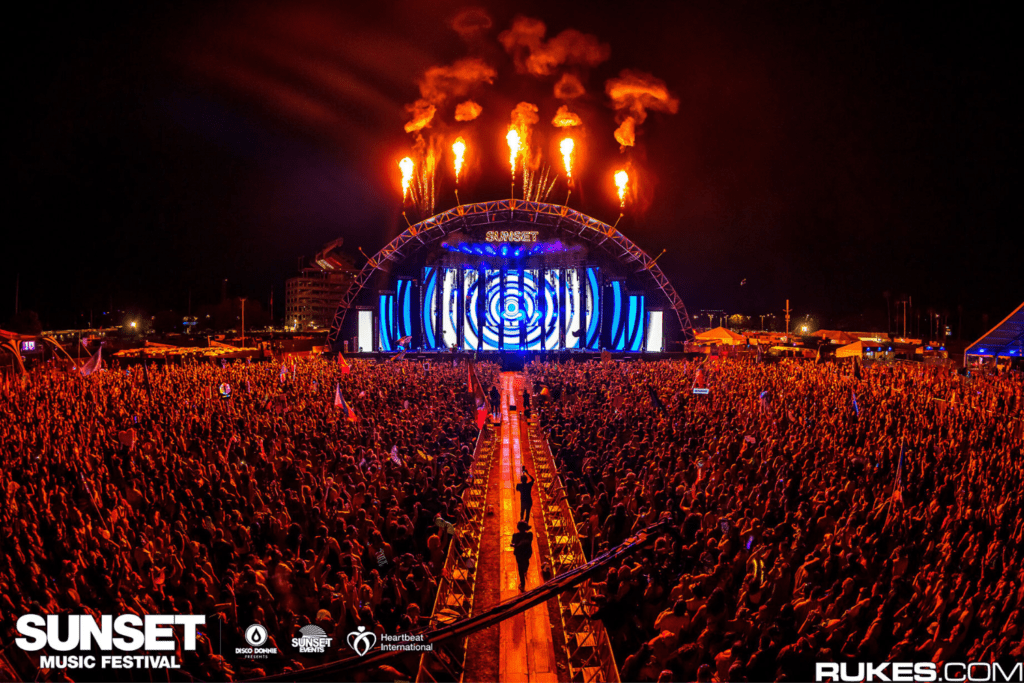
[285,239,357,330]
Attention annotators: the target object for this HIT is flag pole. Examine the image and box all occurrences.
[883,438,905,527]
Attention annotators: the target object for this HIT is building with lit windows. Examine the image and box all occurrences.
[285,239,356,330]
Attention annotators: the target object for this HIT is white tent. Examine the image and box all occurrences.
[836,340,885,358]
[695,326,747,346]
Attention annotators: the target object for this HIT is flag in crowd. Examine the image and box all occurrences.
[338,353,351,374]
[612,392,624,411]
[397,335,413,349]
[851,389,860,417]
[892,440,905,504]
[468,360,488,429]
[691,460,704,497]
[80,347,103,377]
[335,384,357,422]
[388,348,407,363]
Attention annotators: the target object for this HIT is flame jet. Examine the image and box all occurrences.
[506,128,521,180]
[452,137,466,183]
[615,169,628,208]
[399,157,414,202]
[560,138,575,181]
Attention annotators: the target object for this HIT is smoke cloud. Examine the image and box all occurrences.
[605,69,679,123]
[511,101,540,132]
[606,69,679,147]
[499,16,610,76]
[553,73,585,100]
[454,100,483,122]
[613,117,636,147]
[405,57,496,132]
[450,7,493,42]
[404,100,436,133]
[552,105,582,128]
[419,57,497,105]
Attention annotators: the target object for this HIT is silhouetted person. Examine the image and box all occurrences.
[516,466,535,523]
[522,388,531,420]
[511,521,534,591]
[489,385,501,420]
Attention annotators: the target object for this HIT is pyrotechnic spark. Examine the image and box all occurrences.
[615,169,629,208]
[539,165,557,201]
[418,144,437,215]
[408,135,439,215]
[506,127,521,179]
[560,138,574,180]
[452,137,466,183]
[399,157,414,202]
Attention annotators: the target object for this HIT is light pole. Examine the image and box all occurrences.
[239,297,247,348]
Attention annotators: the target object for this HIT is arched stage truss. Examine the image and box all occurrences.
[327,199,694,350]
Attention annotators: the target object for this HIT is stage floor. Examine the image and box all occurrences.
[498,372,560,683]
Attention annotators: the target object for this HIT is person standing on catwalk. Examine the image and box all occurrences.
[516,465,535,523]
[488,384,501,422]
[511,521,534,592]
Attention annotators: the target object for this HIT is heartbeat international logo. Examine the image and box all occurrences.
[346,627,377,657]
[344,628,434,657]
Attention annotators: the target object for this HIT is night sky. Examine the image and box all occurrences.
[7,1,1019,336]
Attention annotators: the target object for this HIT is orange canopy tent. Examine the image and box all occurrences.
[695,327,747,346]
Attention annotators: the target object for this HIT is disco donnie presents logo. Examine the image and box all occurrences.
[236,624,277,659]
[246,624,268,647]
[346,627,377,656]
[292,625,333,654]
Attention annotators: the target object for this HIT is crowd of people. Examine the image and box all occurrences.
[3,351,1022,682]
[0,357,497,681]
[528,358,1023,681]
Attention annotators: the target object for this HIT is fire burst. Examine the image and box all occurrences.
[560,138,574,181]
[615,169,628,208]
[506,128,521,180]
[452,137,466,183]
[399,157,414,202]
